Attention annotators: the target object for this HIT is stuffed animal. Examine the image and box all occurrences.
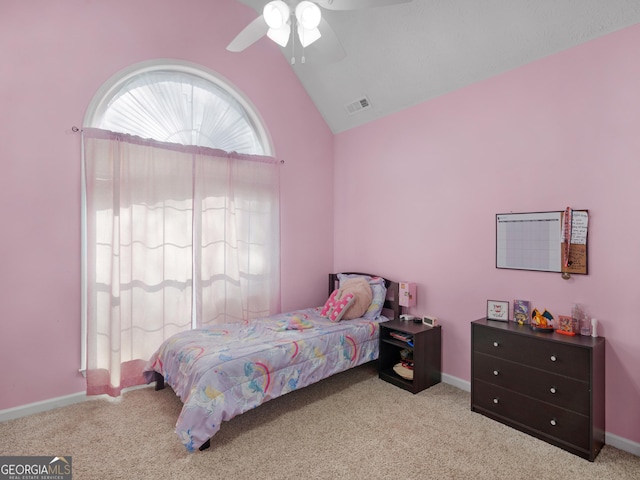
[337,277,373,320]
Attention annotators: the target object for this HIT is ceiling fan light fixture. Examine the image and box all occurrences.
[295,1,322,30]
[267,24,291,47]
[297,25,321,48]
[263,1,290,30]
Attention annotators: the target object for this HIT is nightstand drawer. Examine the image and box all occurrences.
[473,326,590,380]
[473,352,590,415]
[473,380,590,451]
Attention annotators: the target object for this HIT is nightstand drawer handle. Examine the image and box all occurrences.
[550,419,557,426]
[493,370,499,376]
[550,387,557,394]
[550,355,557,362]
[493,341,499,347]
[493,398,499,404]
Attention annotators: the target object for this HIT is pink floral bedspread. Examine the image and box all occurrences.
[143,307,388,451]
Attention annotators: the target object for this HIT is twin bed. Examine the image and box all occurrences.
[143,273,399,452]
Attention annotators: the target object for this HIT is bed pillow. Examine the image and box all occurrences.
[321,289,340,317]
[337,274,387,320]
[321,289,357,322]
[327,292,356,322]
[338,277,373,320]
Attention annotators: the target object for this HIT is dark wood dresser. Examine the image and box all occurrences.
[471,318,605,461]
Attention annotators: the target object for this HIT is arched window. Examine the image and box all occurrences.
[84,60,272,154]
[82,61,280,396]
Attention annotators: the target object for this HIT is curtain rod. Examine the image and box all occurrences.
[72,126,284,163]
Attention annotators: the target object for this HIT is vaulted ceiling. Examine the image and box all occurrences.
[234,1,640,133]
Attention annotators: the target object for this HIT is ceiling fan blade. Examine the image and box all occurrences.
[316,0,411,11]
[227,16,269,52]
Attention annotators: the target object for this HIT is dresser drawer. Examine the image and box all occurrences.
[473,325,590,380]
[473,352,590,415]
[473,380,590,451]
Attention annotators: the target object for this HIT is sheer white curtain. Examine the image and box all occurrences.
[195,152,281,326]
[83,128,280,396]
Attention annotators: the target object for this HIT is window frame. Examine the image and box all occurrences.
[83,59,274,155]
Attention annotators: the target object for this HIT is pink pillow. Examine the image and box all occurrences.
[327,293,356,322]
[321,289,357,322]
[321,289,340,317]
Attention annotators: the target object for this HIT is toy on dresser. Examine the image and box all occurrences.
[531,308,554,332]
[556,315,576,336]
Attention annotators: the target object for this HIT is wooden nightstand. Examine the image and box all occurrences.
[378,319,442,394]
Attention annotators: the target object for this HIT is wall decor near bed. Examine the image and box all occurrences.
[496,208,588,278]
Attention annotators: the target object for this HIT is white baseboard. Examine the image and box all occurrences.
[442,373,470,392]
[606,432,640,457]
[0,391,87,423]
[0,384,159,424]
[441,373,639,458]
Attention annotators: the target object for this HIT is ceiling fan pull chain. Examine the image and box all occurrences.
[299,18,306,64]
[290,16,296,65]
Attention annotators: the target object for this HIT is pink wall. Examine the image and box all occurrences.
[334,24,640,444]
[2,0,638,450]
[0,1,333,410]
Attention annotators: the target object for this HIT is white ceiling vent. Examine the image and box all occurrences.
[345,96,372,115]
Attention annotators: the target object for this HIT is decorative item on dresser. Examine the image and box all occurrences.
[471,318,605,461]
[513,299,531,325]
[486,300,509,322]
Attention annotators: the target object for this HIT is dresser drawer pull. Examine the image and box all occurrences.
[550,387,557,394]
[493,341,499,347]
[550,355,557,362]
[493,370,499,376]
[550,419,557,426]
[493,398,499,404]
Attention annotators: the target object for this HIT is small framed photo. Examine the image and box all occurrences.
[513,299,531,325]
[487,300,509,322]
[557,315,578,335]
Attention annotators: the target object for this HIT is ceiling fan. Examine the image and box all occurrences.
[227,0,411,64]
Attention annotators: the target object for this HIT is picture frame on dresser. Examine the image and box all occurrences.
[513,299,530,325]
[487,300,509,321]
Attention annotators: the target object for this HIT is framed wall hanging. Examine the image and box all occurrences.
[496,209,588,277]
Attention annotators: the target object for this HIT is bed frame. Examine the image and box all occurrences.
[153,272,399,451]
